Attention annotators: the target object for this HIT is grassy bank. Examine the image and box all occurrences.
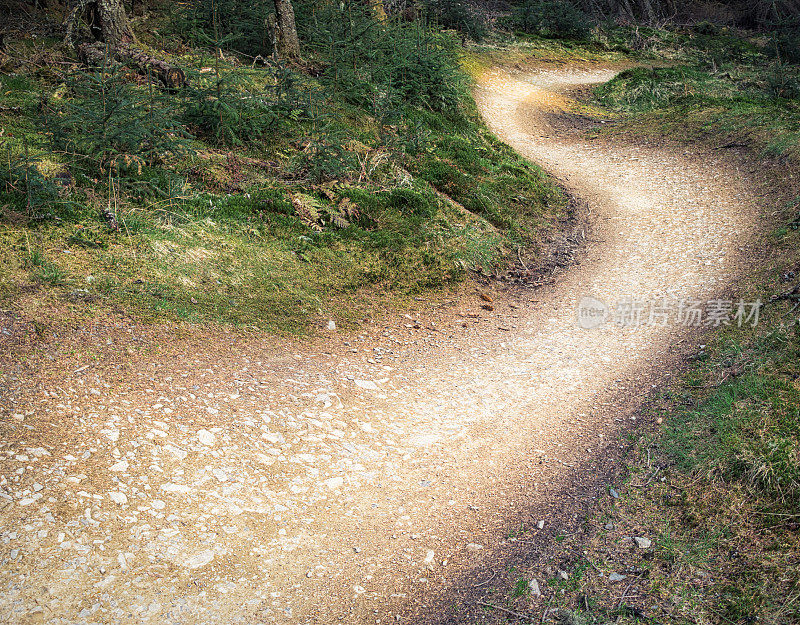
[543,285,800,624]
[594,25,800,160]
[0,8,567,333]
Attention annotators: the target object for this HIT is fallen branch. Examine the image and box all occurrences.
[770,283,800,303]
[517,246,529,272]
[77,41,186,89]
[117,43,186,89]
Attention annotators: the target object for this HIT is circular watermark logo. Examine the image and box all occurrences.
[577,296,609,329]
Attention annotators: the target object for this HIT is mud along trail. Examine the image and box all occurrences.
[0,65,762,624]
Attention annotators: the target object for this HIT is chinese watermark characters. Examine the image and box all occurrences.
[577,296,762,330]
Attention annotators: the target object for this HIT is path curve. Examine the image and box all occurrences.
[0,66,760,624]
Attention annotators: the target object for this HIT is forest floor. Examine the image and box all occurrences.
[1,59,786,624]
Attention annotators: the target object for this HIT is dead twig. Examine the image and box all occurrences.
[770,283,800,303]
[517,246,529,272]
[714,141,748,150]
[476,602,537,622]
[454,571,496,590]
[540,596,554,625]
[617,584,633,610]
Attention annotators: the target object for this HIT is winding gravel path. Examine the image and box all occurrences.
[0,66,761,624]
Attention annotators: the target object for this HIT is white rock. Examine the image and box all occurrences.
[163,444,188,461]
[94,575,116,589]
[151,500,166,510]
[109,460,129,472]
[197,429,216,446]
[325,477,344,490]
[19,495,40,506]
[537,520,545,529]
[181,549,214,570]
[609,572,627,582]
[108,492,128,505]
[118,553,130,570]
[423,550,435,566]
[529,578,542,597]
[326,320,336,331]
[212,469,228,482]
[634,537,652,549]
[466,543,484,552]
[161,483,191,494]
[102,429,120,442]
[354,380,379,390]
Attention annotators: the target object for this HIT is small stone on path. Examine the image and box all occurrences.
[198,429,216,446]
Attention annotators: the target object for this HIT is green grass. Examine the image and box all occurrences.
[627,314,800,623]
[528,304,800,623]
[511,577,530,598]
[593,32,800,160]
[0,28,567,333]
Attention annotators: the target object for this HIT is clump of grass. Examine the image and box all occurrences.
[511,577,530,598]
[594,33,800,161]
[26,249,68,286]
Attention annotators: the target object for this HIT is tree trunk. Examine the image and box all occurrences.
[89,0,136,45]
[66,0,136,46]
[618,0,636,20]
[638,0,656,24]
[131,0,145,17]
[272,0,300,59]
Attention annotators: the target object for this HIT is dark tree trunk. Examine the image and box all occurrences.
[88,0,136,45]
[67,0,185,90]
[639,0,656,23]
[619,0,635,20]
[66,0,136,46]
[131,0,144,17]
[272,0,300,59]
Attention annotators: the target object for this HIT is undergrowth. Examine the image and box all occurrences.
[0,3,567,333]
[594,26,800,160]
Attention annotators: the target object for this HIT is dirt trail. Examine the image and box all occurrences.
[0,66,761,624]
